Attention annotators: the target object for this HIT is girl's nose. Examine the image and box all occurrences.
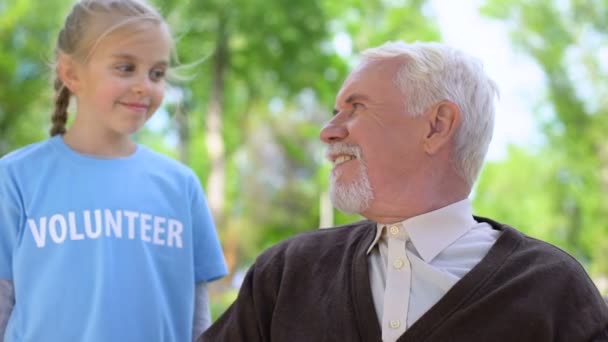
[132,77,152,95]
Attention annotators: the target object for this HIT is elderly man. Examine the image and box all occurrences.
[201,41,608,342]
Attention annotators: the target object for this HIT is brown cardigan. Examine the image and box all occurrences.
[201,217,608,341]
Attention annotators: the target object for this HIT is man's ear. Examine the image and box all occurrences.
[57,53,81,93]
[423,101,461,155]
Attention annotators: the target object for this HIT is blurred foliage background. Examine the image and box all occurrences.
[1,0,606,318]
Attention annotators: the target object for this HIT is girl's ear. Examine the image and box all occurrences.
[57,53,81,93]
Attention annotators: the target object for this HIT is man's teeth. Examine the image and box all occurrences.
[334,155,354,165]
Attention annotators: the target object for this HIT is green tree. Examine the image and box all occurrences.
[0,0,72,154]
[152,0,352,274]
[477,0,608,279]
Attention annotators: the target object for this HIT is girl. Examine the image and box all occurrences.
[0,0,228,341]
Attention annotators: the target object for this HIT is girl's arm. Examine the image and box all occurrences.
[0,279,14,338]
[192,281,210,341]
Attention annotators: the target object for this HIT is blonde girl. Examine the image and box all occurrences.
[0,1,227,341]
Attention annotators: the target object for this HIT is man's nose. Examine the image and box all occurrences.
[320,117,348,144]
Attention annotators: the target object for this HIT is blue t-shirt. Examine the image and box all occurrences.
[0,136,228,342]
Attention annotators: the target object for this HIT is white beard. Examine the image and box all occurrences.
[327,143,373,214]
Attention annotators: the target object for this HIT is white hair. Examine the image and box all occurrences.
[359,41,499,186]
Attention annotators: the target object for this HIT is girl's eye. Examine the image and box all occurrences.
[116,64,135,73]
[150,68,166,82]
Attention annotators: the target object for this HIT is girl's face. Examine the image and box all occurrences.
[68,21,171,139]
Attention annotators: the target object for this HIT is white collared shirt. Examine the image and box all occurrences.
[367,199,501,342]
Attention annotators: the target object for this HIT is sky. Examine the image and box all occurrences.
[429,0,546,161]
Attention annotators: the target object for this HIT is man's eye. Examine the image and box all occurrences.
[350,103,364,114]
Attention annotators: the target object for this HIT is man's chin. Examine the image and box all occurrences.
[333,204,362,215]
[329,187,372,215]
[331,172,360,185]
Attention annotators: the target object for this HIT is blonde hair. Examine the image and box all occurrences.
[360,41,499,187]
[50,0,170,136]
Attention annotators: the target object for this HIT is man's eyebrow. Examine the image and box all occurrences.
[332,93,370,115]
[345,93,370,103]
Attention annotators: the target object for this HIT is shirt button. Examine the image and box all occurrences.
[393,258,405,269]
[389,319,401,329]
[389,225,400,235]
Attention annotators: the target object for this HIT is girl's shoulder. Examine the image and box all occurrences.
[136,145,200,182]
[137,145,193,172]
[0,138,56,168]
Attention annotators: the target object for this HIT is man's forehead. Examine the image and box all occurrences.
[336,59,400,103]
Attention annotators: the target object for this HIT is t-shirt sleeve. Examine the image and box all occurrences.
[0,164,21,281]
[189,171,228,282]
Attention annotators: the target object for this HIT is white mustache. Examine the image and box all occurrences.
[325,142,363,161]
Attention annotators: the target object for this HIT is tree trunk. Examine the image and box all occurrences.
[319,190,334,228]
[206,15,228,226]
[206,14,240,279]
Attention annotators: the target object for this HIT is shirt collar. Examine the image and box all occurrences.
[366,198,477,262]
